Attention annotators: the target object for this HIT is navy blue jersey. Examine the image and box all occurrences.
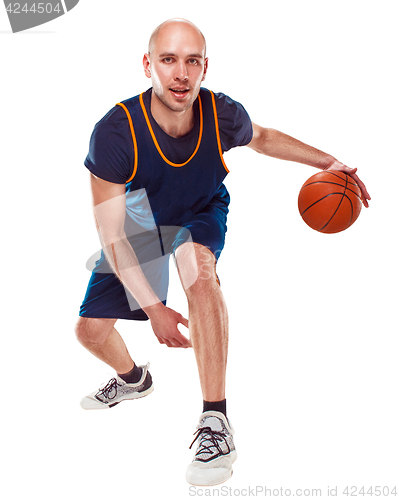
[84,88,252,185]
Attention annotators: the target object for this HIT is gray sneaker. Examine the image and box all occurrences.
[186,411,237,486]
[80,363,153,410]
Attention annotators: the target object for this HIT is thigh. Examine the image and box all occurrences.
[171,206,228,262]
[79,265,168,321]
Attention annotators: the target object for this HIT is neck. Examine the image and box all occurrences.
[150,90,195,138]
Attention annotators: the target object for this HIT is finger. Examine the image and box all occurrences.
[166,340,190,348]
[179,315,189,329]
[173,330,192,348]
[176,336,191,348]
[357,180,371,202]
[156,334,181,348]
[329,165,357,175]
[326,162,359,178]
[358,186,370,207]
[343,166,357,174]
[348,173,371,207]
[160,337,179,348]
[159,333,188,349]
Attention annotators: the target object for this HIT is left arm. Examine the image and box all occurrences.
[247,123,371,207]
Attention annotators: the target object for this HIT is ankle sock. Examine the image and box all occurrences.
[118,363,142,384]
[203,399,227,417]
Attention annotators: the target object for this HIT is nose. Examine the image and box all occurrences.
[174,60,188,81]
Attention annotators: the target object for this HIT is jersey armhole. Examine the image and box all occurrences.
[209,91,229,174]
[115,102,138,183]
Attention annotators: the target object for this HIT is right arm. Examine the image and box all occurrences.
[90,173,191,348]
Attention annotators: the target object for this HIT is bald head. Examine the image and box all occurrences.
[143,18,209,117]
[148,18,206,56]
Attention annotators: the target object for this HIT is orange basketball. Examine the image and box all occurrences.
[298,170,362,233]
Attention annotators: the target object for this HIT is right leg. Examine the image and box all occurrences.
[75,316,134,374]
[75,316,153,409]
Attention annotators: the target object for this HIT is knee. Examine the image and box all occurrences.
[74,317,113,346]
[175,242,219,296]
[74,317,93,346]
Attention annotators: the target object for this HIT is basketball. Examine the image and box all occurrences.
[298,170,362,233]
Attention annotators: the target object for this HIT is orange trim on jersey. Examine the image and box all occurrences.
[139,92,203,167]
[209,90,229,173]
[116,103,138,183]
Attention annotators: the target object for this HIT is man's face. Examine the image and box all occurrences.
[143,22,208,113]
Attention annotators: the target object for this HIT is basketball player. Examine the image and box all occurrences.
[75,19,370,486]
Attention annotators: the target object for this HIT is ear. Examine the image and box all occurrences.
[201,57,209,82]
[143,53,151,79]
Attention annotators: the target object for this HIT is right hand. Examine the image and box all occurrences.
[325,161,371,208]
[146,303,191,348]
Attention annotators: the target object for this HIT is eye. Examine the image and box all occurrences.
[188,59,199,65]
[163,57,174,63]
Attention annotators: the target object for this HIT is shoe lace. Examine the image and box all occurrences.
[189,426,231,458]
[96,378,119,400]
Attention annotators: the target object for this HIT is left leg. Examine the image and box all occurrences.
[175,242,228,403]
[176,242,236,487]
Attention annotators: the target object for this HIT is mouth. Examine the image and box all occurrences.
[169,88,190,98]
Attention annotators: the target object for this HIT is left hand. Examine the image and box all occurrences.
[147,303,191,348]
[325,161,371,208]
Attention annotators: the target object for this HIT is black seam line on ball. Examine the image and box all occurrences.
[301,192,341,216]
[300,191,354,228]
[302,181,361,199]
[325,171,358,188]
[319,174,348,231]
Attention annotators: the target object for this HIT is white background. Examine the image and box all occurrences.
[1,1,398,498]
